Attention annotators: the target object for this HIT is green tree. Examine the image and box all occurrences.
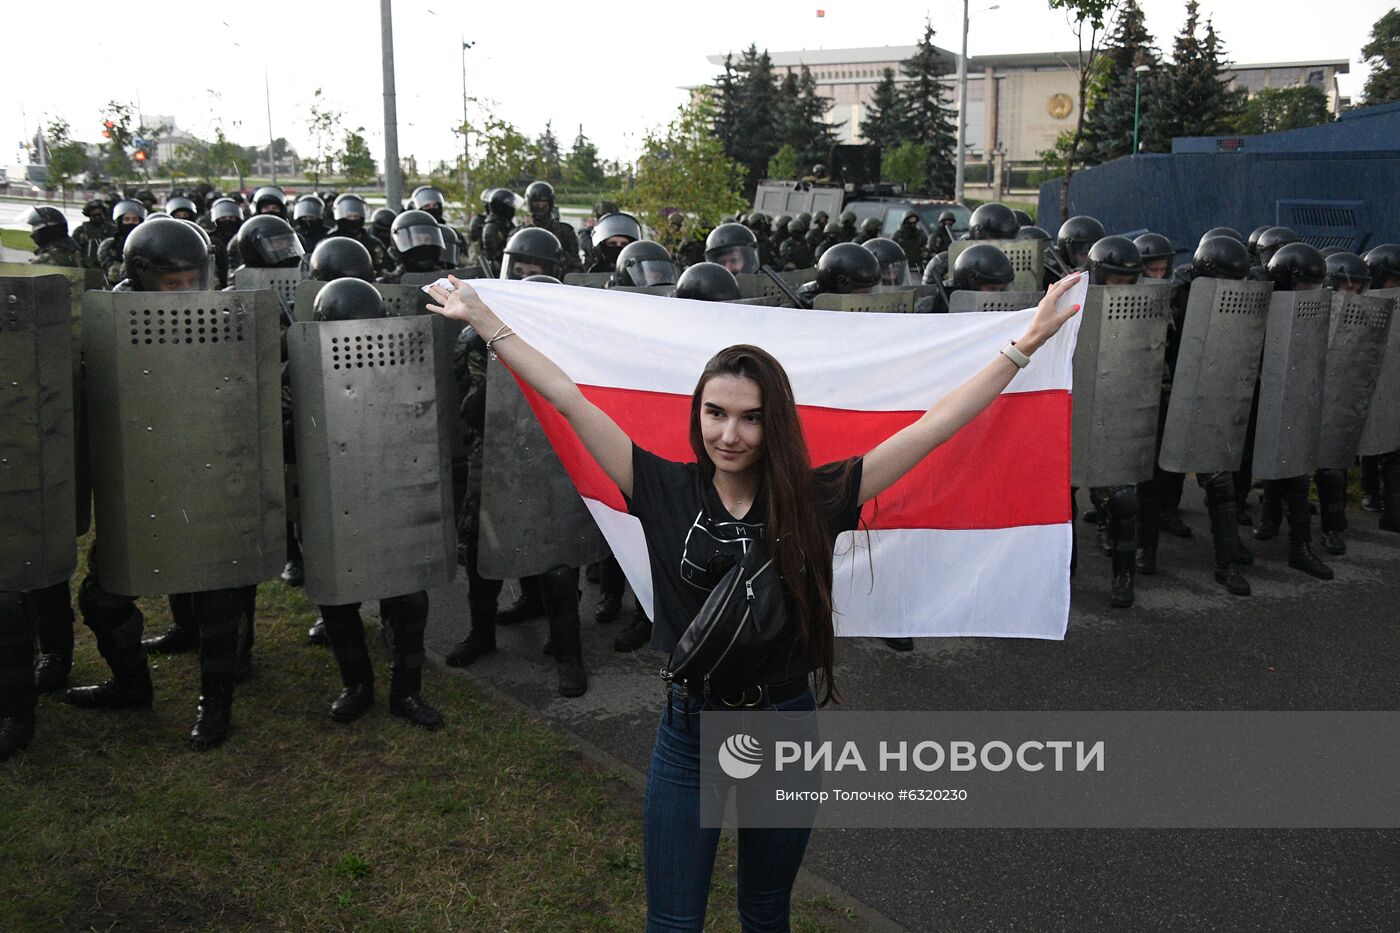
[723,45,782,196]
[860,68,909,149]
[43,118,89,203]
[339,127,377,186]
[897,19,959,196]
[1044,0,1119,221]
[767,143,799,180]
[1081,0,1159,164]
[1142,2,1245,152]
[563,124,605,188]
[532,121,563,183]
[210,128,251,182]
[882,141,929,192]
[1362,9,1400,105]
[626,93,747,253]
[1233,85,1332,135]
[305,87,342,188]
[463,108,535,201]
[774,66,839,171]
[98,101,168,183]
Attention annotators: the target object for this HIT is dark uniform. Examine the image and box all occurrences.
[73,201,116,269]
[891,211,926,271]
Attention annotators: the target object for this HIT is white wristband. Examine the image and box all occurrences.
[1000,341,1031,369]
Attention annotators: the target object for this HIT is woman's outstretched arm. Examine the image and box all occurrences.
[426,276,635,497]
[857,272,1084,506]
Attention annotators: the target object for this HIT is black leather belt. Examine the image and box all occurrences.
[677,675,810,708]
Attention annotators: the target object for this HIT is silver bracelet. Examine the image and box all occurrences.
[485,324,515,352]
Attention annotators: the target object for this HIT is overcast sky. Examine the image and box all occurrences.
[5,0,1390,173]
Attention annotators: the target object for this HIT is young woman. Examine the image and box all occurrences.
[427,273,1083,931]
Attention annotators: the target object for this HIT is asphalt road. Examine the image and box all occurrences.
[423,495,1400,933]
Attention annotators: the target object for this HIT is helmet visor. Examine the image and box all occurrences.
[394,223,445,253]
[879,259,912,287]
[440,235,459,267]
[705,244,760,275]
[624,258,679,287]
[256,232,306,265]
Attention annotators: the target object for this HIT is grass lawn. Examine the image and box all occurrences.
[1,228,36,253]
[0,562,856,931]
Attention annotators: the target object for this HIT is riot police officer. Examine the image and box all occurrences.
[673,262,742,301]
[381,210,446,282]
[300,279,445,729]
[806,211,831,252]
[918,242,1015,313]
[1366,244,1400,290]
[744,212,776,268]
[70,218,254,751]
[97,199,148,286]
[328,194,388,273]
[479,189,523,273]
[205,198,244,289]
[836,210,858,243]
[926,210,956,257]
[577,199,621,270]
[134,188,158,214]
[525,181,582,274]
[853,217,882,245]
[251,185,289,218]
[704,223,762,275]
[1253,243,1333,580]
[1050,215,1105,280]
[863,237,914,287]
[370,208,396,253]
[165,196,199,222]
[308,236,376,282]
[770,214,793,256]
[24,207,82,267]
[814,219,843,261]
[499,227,564,281]
[1133,232,1175,280]
[967,203,1020,241]
[586,212,643,273]
[292,195,330,249]
[1364,245,1400,528]
[779,217,815,269]
[1249,226,1300,279]
[891,210,926,269]
[74,198,116,267]
[795,242,880,308]
[611,240,679,288]
[231,215,306,273]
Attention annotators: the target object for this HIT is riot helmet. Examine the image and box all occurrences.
[1246,224,1272,260]
[813,210,830,230]
[293,195,327,231]
[857,217,882,240]
[522,274,562,284]
[745,211,771,237]
[24,206,69,248]
[332,194,369,236]
[1086,235,1144,285]
[793,212,812,234]
[773,214,793,235]
[593,198,620,219]
[487,188,522,222]
[439,225,461,267]
[390,210,446,267]
[863,237,912,287]
[951,244,1016,291]
[525,180,556,224]
[165,195,198,221]
[1055,216,1105,269]
[252,185,288,217]
[923,251,950,286]
[1324,252,1370,294]
[236,215,306,268]
[673,262,741,302]
[592,212,643,268]
[968,203,1019,240]
[838,211,857,231]
[1255,226,1300,268]
[1198,226,1244,247]
[135,189,157,211]
[1266,242,1326,291]
[500,227,563,280]
[83,198,107,222]
[371,208,396,242]
[1191,236,1251,280]
[937,210,955,227]
[209,198,243,238]
[1012,209,1034,227]
[811,163,827,178]
[309,237,376,282]
[613,240,678,287]
[122,217,211,291]
[704,223,761,274]
[1133,232,1175,279]
[112,199,148,228]
[1016,225,1051,241]
[313,278,387,322]
[824,219,841,236]
[410,185,446,220]
[816,242,881,294]
[1319,246,1346,257]
[1364,244,1400,289]
[787,217,807,237]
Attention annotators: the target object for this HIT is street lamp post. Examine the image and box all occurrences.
[380,0,402,208]
[461,37,474,201]
[955,2,998,204]
[1132,64,1151,154]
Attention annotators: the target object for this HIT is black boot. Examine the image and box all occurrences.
[67,604,154,710]
[307,618,328,646]
[496,589,544,627]
[1315,468,1348,554]
[543,567,587,698]
[187,589,243,751]
[1110,551,1135,608]
[188,677,233,751]
[614,612,653,652]
[445,599,497,667]
[1,593,38,763]
[323,603,375,722]
[146,593,200,655]
[1159,510,1193,538]
[1288,542,1334,580]
[386,593,444,729]
[30,581,74,693]
[596,558,625,624]
[1105,487,1138,608]
[1135,546,1157,575]
[1322,531,1346,555]
[1205,474,1250,596]
[1254,479,1284,541]
[281,522,304,586]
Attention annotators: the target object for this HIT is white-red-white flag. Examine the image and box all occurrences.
[469,279,1084,639]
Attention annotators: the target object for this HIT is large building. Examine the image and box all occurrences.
[707,45,1348,188]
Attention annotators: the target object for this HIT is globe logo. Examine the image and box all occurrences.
[718,733,764,780]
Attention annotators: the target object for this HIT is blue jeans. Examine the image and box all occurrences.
[643,684,817,933]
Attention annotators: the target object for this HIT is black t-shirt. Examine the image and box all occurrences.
[624,444,864,684]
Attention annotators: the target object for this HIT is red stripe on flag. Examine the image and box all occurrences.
[514,382,1071,530]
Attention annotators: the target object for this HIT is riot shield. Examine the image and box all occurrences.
[1250,290,1333,480]
[1070,284,1173,487]
[1358,288,1400,456]
[1,262,101,534]
[477,357,607,579]
[1158,278,1273,473]
[949,239,1044,293]
[812,290,916,313]
[562,272,615,288]
[610,284,677,296]
[293,280,431,322]
[734,269,818,300]
[947,290,1046,313]
[733,295,788,307]
[288,315,457,605]
[231,266,306,317]
[1317,292,1393,469]
[83,290,285,595]
[395,268,483,288]
[0,275,77,590]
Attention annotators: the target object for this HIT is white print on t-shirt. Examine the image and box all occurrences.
[679,509,763,592]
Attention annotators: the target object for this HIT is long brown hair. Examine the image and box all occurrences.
[688,345,845,705]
